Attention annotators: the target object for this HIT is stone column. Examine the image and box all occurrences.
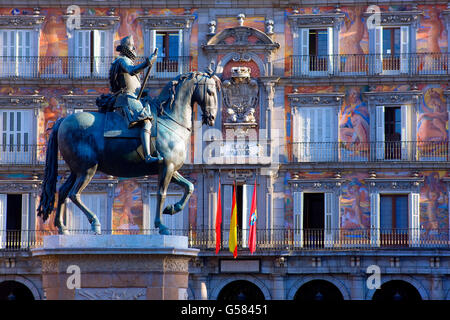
[272,275,285,300]
[350,274,365,300]
[32,235,198,300]
[430,275,444,300]
[192,275,208,300]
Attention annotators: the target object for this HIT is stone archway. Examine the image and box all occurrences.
[372,280,422,301]
[293,280,344,301]
[217,280,265,301]
[0,280,35,300]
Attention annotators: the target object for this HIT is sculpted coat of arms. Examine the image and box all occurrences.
[222,66,258,124]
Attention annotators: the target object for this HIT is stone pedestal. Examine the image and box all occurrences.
[32,234,199,300]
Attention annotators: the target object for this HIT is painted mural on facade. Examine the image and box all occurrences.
[112,179,143,232]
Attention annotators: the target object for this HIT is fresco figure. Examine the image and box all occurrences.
[422,172,444,234]
[418,88,447,142]
[420,7,446,71]
[340,7,366,73]
[340,87,369,154]
[341,181,367,229]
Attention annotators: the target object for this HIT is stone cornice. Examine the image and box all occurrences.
[364,176,423,192]
[61,94,98,110]
[288,92,345,108]
[0,94,44,108]
[362,10,422,27]
[0,179,41,193]
[363,90,422,105]
[137,15,195,30]
[288,12,345,28]
[288,178,347,190]
[62,15,119,30]
[0,14,45,29]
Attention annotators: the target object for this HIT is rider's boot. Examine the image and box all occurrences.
[142,120,163,164]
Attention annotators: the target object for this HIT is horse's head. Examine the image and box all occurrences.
[192,67,221,126]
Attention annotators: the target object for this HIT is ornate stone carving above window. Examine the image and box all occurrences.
[203,26,279,53]
[288,178,347,193]
[363,90,422,107]
[362,10,422,27]
[0,94,44,109]
[288,92,344,108]
[62,14,120,30]
[364,176,423,193]
[137,15,195,30]
[62,94,98,114]
[0,179,41,193]
[288,12,345,28]
[0,14,45,29]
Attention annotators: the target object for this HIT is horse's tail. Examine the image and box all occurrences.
[37,117,64,222]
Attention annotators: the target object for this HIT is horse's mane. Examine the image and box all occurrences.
[151,71,221,115]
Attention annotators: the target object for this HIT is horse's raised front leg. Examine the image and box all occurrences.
[68,164,101,235]
[54,172,77,235]
[163,171,194,216]
[154,162,175,235]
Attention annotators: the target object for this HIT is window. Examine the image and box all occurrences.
[0,110,32,164]
[380,194,408,246]
[293,191,335,248]
[151,30,183,76]
[308,29,329,72]
[373,26,409,74]
[0,30,33,77]
[296,107,337,161]
[375,105,410,160]
[73,30,107,78]
[300,27,333,74]
[0,193,29,249]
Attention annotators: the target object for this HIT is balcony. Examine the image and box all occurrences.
[288,53,449,78]
[1,228,448,252]
[290,141,449,163]
[0,56,193,81]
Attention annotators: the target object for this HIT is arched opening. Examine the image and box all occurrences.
[294,280,344,301]
[217,280,265,301]
[372,280,422,301]
[0,281,35,300]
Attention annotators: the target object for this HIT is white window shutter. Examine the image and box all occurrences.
[400,26,409,74]
[376,106,385,160]
[21,194,29,247]
[222,185,233,246]
[293,191,303,247]
[300,28,309,75]
[370,192,380,247]
[374,26,383,74]
[178,29,183,73]
[409,193,420,247]
[0,194,6,248]
[74,30,90,77]
[327,27,334,74]
[17,30,32,77]
[68,194,107,232]
[401,105,410,160]
[241,184,254,248]
[93,30,106,76]
[324,192,334,247]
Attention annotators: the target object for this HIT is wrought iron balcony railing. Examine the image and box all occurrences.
[289,52,449,77]
[0,56,193,80]
[291,141,449,162]
[1,228,448,252]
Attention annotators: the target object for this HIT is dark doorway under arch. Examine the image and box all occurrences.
[294,280,344,301]
[217,280,265,301]
[0,281,35,300]
[372,280,422,301]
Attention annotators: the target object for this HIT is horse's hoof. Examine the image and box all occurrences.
[158,225,171,235]
[163,204,175,215]
[59,228,69,235]
[91,223,101,235]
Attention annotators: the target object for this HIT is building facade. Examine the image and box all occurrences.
[0,0,450,300]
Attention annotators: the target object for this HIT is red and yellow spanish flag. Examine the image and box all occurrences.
[215,178,222,255]
[248,179,257,254]
[229,182,238,258]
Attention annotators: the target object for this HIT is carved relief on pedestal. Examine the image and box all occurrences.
[222,66,259,129]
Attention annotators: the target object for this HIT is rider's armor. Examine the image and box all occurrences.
[109,36,162,164]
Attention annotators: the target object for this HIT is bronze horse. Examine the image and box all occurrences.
[38,70,220,235]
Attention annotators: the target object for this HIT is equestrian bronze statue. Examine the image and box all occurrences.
[37,35,220,235]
